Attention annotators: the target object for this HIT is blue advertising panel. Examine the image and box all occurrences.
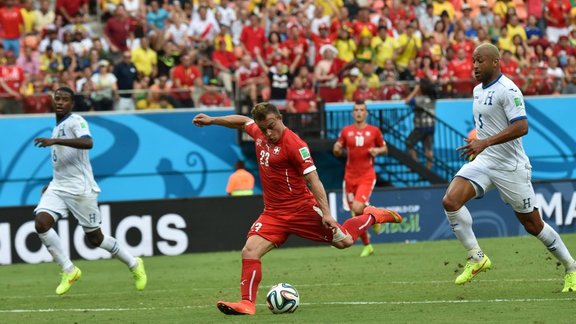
[337,180,576,244]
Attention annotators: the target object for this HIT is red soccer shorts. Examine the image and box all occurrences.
[247,206,334,247]
[343,177,376,208]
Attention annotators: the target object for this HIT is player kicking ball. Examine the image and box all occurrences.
[442,44,576,291]
[33,87,147,295]
[193,103,402,315]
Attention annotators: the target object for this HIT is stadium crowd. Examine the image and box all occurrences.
[0,0,575,114]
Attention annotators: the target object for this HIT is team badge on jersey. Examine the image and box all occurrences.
[299,147,310,160]
[514,97,522,107]
[273,147,280,155]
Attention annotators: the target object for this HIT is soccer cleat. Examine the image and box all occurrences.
[455,255,492,285]
[131,257,147,291]
[56,266,82,295]
[217,300,256,315]
[364,206,403,224]
[562,272,576,292]
[360,244,374,257]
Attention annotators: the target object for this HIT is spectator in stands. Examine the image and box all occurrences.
[34,0,55,34]
[148,74,178,108]
[146,1,169,35]
[171,52,203,108]
[165,12,189,50]
[448,48,474,98]
[380,73,406,101]
[419,3,439,36]
[188,5,220,56]
[40,46,64,74]
[212,38,238,97]
[240,13,266,57]
[352,78,376,102]
[545,0,572,43]
[0,50,24,114]
[522,55,550,95]
[315,44,346,102]
[20,0,36,35]
[218,0,237,28]
[131,37,157,78]
[17,46,41,77]
[39,26,64,54]
[226,160,255,196]
[399,59,417,82]
[75,66,92,93]
[451,29,474,60]
[0,0,24,58]
[356,31,376,63]
[343,67,361,101]
[563,56,576,94]
[334,26,357,63]
[56,0,88,25]
[286,76,317,114]
[114,51,138,111]
[396,22,421,72]
[90,60,118,111]
[553,36,575,67]
[283,23,309,69]
[405,77,437,170]
[198,79,231,108]
[23,78,52,114]
[236,54,269,106]
[500,50,520,81]
[372,25,398,75]
[104,5,132,55]
[525,14,544,42]
[310,23,338,64]
[546,56,565,94]
[433,0,455,21]
[352,7,377,39]
[255,46,300,104]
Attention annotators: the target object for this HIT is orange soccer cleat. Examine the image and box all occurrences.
[216,300,256,315]
[363,206,403,224]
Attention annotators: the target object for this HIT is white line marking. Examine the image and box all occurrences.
[1,298,575,313]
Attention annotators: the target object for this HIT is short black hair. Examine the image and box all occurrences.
[55,86,75,101]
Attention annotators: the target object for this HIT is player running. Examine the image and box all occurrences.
[34,87,147,295]
[442,43,576,291]
[333,100,388,257]
[193,102,402,315]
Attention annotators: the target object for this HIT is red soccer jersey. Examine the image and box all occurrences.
[547,0,572,28]
[286,88,315,112]
[240,25,266,56]
[0,6,23,39]
[245,122,317,216]
[336,124,385,181]
[0,65,24,98]
[352,21,377,39]
[448,58,474,94]
[236,62,263,87]
[500,60,519,78]
[281,37,308,67]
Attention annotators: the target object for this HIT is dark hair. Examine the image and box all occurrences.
[251,102,281,122]
[56,86,75,98]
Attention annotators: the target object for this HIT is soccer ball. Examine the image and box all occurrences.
[266,283,300,314]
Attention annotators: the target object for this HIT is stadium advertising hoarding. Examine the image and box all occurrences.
[1,180,575,264]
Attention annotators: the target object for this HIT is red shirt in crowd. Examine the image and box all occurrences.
[352,21,377,39]
[23,93,52,113]
[336,124,385,181]
[236,62,264,87]
[240,25,266,56]
[56,0,88,18]
[0,6,23,39]
[286,88,315,113]
[212,50,237,73]
[448,58,474,95]
[380,84,406,101]
[104,16,131,52]
[0,64,24,98]
[171,64,201,100]
[546,0,572,28]
[352,87,377,102]
[282,36,308,68]
[311,33,338,63]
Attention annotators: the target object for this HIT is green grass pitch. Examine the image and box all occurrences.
[2,234,576,323]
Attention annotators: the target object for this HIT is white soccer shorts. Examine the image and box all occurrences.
[35,187,102,231]
[455,161,537,214]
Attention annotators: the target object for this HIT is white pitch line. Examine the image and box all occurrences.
[1,297,576,314]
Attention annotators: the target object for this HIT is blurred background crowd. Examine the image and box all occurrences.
[0,0,575,114]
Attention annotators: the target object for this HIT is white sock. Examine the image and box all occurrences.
[99,235,138,269]
[536,223,576,272]
[38,229,75,273]
[445,206,484,262]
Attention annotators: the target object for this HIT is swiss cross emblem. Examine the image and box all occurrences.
[256,138,262,147]
[366,131,371,136]
[273,147,281,155]
[347,131,354,137]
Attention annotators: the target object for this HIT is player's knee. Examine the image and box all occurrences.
[442,195,462,212]
[241,245,259,259]
[34,213,53,233]
[332,237,353,249]
[86,232,103,247]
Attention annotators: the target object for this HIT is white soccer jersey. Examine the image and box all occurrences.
[472,74,531,171]
[49,114,100,195]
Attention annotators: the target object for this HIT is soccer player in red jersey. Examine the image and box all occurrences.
[333,101,388,257]
[192,103,402,315]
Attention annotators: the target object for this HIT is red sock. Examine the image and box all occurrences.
[342,214,375,241]
[241,259,262,303]
[360,232,370,245]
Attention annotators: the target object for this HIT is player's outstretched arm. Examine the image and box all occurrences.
[193,113,252,129]
[34,137,93,149]
[304,170,337,229]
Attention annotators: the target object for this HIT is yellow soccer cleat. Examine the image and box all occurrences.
[131,257,147,291]
[562,272,576,292]
[360,244,374,257]
[455,255,492,285]
[56,266,82,295]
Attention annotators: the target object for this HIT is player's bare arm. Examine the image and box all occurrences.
[34,137,93,149]
[332,141,344,157]
[369,144,388,157]
[193,113,252,129]
[457,119,528,160]
[304,170,337,230]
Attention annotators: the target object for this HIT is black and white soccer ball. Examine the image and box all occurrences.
[266,283,300,314]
